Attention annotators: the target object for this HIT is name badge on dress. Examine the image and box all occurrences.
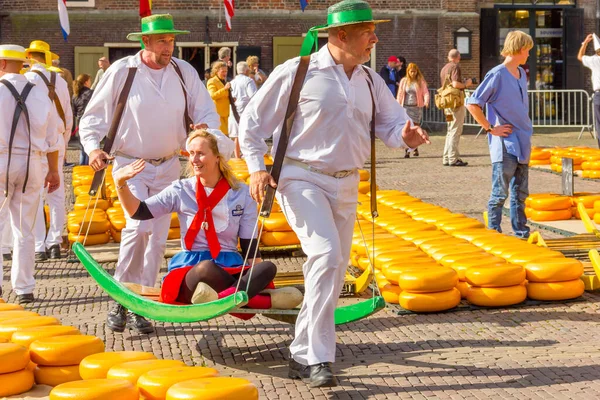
[232,204,244,216]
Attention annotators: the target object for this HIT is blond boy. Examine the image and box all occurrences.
[466,31,534,238]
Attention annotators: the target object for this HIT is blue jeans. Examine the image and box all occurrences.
[488,148,530,238]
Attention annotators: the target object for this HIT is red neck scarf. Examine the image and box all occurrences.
[184,176,231,258]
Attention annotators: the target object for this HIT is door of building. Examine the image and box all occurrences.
[74,46,108,78]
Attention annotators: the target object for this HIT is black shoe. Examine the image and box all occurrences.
[413,149,419,157]
[404,150,410,159]
[18,293,34,304]
[126,312,154,334]
[107,303,127,333]
[48,245,62,260]
[307,362,338,388]
[35,252,48,262]
[288,358,310,380]
[64,162,75,167]
[2,253,11,262]
[449,159,468,167]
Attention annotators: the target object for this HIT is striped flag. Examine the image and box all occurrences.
[300,0,309,11]
[140,0,152,17]
[224,0,234,31]
[57,0,70,41]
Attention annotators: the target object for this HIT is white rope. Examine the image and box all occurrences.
[355,211,381,298]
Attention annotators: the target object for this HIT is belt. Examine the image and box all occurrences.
[114,151,179,167]
[283,157,357,179]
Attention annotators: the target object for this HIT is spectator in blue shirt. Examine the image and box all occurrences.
[466,30,534,239]
[379,56,398,96]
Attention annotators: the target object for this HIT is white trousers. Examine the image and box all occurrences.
[276,164,359,366]
[34,154,65,251]
[0,152,44,295]
[1,217,12,254]
[112,156,181,287]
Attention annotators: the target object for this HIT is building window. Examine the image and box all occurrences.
[454,28,472,60]
[66,0,95,8]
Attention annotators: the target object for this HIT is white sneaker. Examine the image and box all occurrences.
[191,282,218,304]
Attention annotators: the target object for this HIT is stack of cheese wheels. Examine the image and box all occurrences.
[29,335,104,387]
[137,366,219,400]
[168,212,181,240]
[528,147,552,166]
[106,203,125,243]
[79,351,157,380]
[165,377,258,400]
[464,263,527,307]
[0,315,60,340]
[594,200,600,224]
[50,379,139,400]
[580,149,600,178]
[525,194,572,222]
[259,201,300,247]
[0,343,34,397]
[525,258,585,301]
[571,194,600,220]
[67,207,110,246]
[106,359,185,386]
[11,325,81,348]
[396,266,460,312]
[228,158,250,183]
[550,151,583,173]
[357,169,370,194]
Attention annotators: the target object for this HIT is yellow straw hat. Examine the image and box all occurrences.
[0,45,29,63]
[25,40,59,67]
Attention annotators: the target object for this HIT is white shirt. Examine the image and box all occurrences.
[25,63,74,152]
[230,74,257,114]
[582,55,600,91]
[239,45,409,174]
[79,52,220,159]
[0,73,60,155]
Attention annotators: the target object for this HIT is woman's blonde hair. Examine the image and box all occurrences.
[501,31,534,57]
[185,130,240,190]
[210,61,227,78]
[246,55,259,68]
[405,63,425,86]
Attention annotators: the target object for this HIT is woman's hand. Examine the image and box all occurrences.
[114,158,146,187]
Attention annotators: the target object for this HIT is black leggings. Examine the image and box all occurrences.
[176,260,277,304]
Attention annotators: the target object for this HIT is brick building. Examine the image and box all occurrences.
[0,0,594,91]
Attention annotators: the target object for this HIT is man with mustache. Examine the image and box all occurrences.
[79,14,220,334]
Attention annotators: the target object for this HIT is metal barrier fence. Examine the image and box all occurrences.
[422,89,595,139]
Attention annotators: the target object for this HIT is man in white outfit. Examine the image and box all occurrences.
[228,61,257,158]
[239,0,429,388]
[0,45,61,303]
[79,14,220,334]
[25,41,73,261]
[578,33,600,145]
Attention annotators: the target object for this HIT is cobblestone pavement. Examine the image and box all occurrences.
[4,130,600,399]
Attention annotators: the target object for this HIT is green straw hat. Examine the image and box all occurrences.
[300,0,389,56]
[127,14,190,41]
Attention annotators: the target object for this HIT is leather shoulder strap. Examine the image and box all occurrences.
[32,70,66,129]
[361,66,378,218]
[89,67,137,197]
[260,55,310,217]
[228,81,241,124]
[170,59,193,134]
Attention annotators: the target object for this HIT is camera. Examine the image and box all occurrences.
[471,77,478,85]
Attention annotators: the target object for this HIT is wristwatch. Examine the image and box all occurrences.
[485,125,493,133]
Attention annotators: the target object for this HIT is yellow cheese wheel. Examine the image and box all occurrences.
[73,166,94,175]
[382,264,440,285]
[11,325,81,348]
[529,159,550,166]
[0,316,60,340]
[166,377,258,400]
[106,207,124,218]
[260,231,299,246]
[50,379,139,400]
[0,310,40,322]
[399,230,448,243]
[465,264,526,287]
[0,343,30,373]
[456,281,470,298]
[73,185,92,196]
[439,220,486,232]
[358,169,370,181]
[74,197,110,211]
[167,228,181,240]
[0,303,24,312]
[0,368,34,397]
[506,251,564,266]
[399,288,461,312]
[525,259,584,282]
[72,174,94,186]
[67,209,107,221]
[80,351,157,380]
[398,267,458,293]
[111,215,127,231]
[261,212,292,232]
[138,366,219,400]
[68,232,110,246]
[67,219,111,235]
[528,209,572,222]
[107,359,185,385]
[358,181,371,194]
[526,279,585,301]
[572,195,600,208]
[111,227,122,243]
[529,196,571,211]
[35,364,81,386]
[170,213,180,228]
[381,284,401,304]
[30,335,104,366]
[389,223,436,236]
[530,150,551,161]
[466,285,527,307]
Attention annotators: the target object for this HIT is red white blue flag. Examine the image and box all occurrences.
[300,0,308,11]
[224,0,234,31]
[58,0,70,41]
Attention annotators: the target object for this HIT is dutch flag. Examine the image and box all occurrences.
[58,0,70,41]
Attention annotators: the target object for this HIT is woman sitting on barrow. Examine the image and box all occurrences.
[113,129,302,310]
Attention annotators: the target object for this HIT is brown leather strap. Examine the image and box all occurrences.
[32,70,66,129]
[170,59,193,133]
[259,55,310,217]
[89,67,137,196]
[228,88,241,124]
[362,67,378,218]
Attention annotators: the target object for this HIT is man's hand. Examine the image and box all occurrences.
[45,171,60,194]
[224,82,231,90]
[249,170,277,204]
[401,120,431,149]
[89,149,113,172]
[191,123,209,131]
[584,34,594,44]
[114,159,146,187]
[490,124,513,138]
[465,78,473,88]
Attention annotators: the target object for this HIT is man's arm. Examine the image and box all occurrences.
[465,71,512,138]
[90,69,101,90]
[578,34,594,62]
